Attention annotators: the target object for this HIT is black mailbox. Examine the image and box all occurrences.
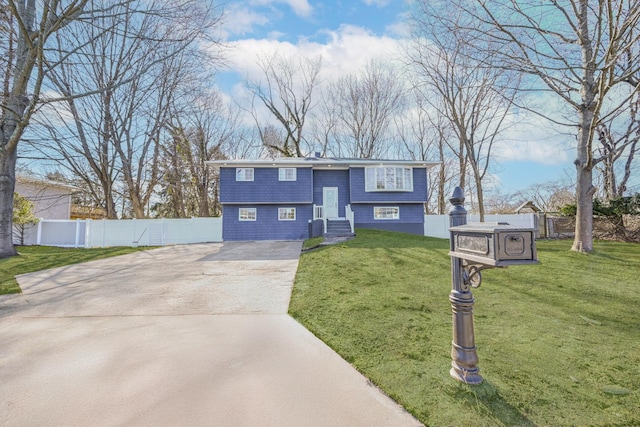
[449,222,538,267]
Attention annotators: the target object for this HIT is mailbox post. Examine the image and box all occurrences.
[448,187,482,384]
[447,187,538,385]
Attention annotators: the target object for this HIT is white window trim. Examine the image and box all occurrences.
[278,168,297,181]
[278,207,296,221]
[239,208,257,221]
[374,206,400,220]
[236,168,254,182]
[365,167,413,192]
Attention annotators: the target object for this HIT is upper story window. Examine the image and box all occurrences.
[278,168,297,181]
[365,167,413,192]
[236,168,254,181]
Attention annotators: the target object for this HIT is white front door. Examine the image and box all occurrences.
[323,187,339,218]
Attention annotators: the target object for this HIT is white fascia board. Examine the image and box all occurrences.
[206,159,440,170]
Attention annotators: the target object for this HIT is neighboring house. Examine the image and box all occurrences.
[208,156,438,241]
[15,176,77,219]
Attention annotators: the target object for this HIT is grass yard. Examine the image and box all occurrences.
[0,245,152,294]
[290,229,640,426]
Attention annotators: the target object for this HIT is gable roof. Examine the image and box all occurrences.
[514,201,542,213]
[207,156,439,170]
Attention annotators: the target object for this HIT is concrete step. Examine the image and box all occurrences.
[325,220,353,237]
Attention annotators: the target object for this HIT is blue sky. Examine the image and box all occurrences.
[215,0,575,194]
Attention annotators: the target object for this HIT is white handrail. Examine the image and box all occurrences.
[345,204,354,234]
[313,204,327,233]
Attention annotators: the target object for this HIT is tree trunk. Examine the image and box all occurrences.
[105,188,118,219]
[0,146,18,258]
[572,108,596,252]
[474,171,485,222]
[437,141,446,214]
[197,179,210,217]
[573,162,595,252]
[130,191,146,219]
[458,140,466,189]
[572,1,597,253]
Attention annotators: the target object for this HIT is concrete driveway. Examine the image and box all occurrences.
[0,241,422,426]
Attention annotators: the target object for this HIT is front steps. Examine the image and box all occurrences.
[324,219,354,238]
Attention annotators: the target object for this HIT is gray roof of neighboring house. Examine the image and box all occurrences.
[16,175,79,192]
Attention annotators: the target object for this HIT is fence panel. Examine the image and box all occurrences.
[86,218,223,247]
[424,215,451,239]
[39,220,86,247]
[424,214,536,239]
[17,217,223,248]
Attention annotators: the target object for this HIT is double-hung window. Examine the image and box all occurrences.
[278,207,296,221]
[239,208,257,221]
[365,167,413,192]
[278,168,297,181]
[236,168,254,181]
[374,207,400,220]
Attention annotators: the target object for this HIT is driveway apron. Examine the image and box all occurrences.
[0,241,422,426]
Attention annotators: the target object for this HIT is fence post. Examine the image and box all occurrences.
[36,219,43,245]
[85,219,92,248]
[74,219,81,248]
[448,187,483,385]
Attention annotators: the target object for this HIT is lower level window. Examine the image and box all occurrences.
[278,207,296,221]
[239,208,257,221]
[374,206,399,220]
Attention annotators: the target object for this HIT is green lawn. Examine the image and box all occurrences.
[290,229,640,426]
[0,245,152,294]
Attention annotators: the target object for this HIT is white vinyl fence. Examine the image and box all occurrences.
[15,217,223,248]
[424,214,537,239]
[14,214,536,248]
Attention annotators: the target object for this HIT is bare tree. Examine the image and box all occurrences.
[30,0,223,218]
[329,60,405,159]
[407,5,519,221]
[516,180,576,213]
[1,0,91,258]
[395,92,456,214]
[156,92,243,218]
[595,91,640,200]
[422,0,640,251]
[309,90,340,158]
[246,53,321,157]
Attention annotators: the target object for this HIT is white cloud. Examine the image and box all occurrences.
[219,23,577,168]
[493,117,574,166]
[222,4,270,38]
[362,0,390,6]
[250,0,313,18]
[284,0,313,17]
[221,24,405,127]
[228,24,404,83]
[221,0,314,38]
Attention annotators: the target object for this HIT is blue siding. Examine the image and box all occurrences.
[218,163,430,240]
[220,167,313,204]
[313,169,350,217]
[349,167,428,203]
[352,203,425,236]
[310,219,324,238]
[223,204,312,241]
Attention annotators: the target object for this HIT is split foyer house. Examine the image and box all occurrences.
[208,156,437,241]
